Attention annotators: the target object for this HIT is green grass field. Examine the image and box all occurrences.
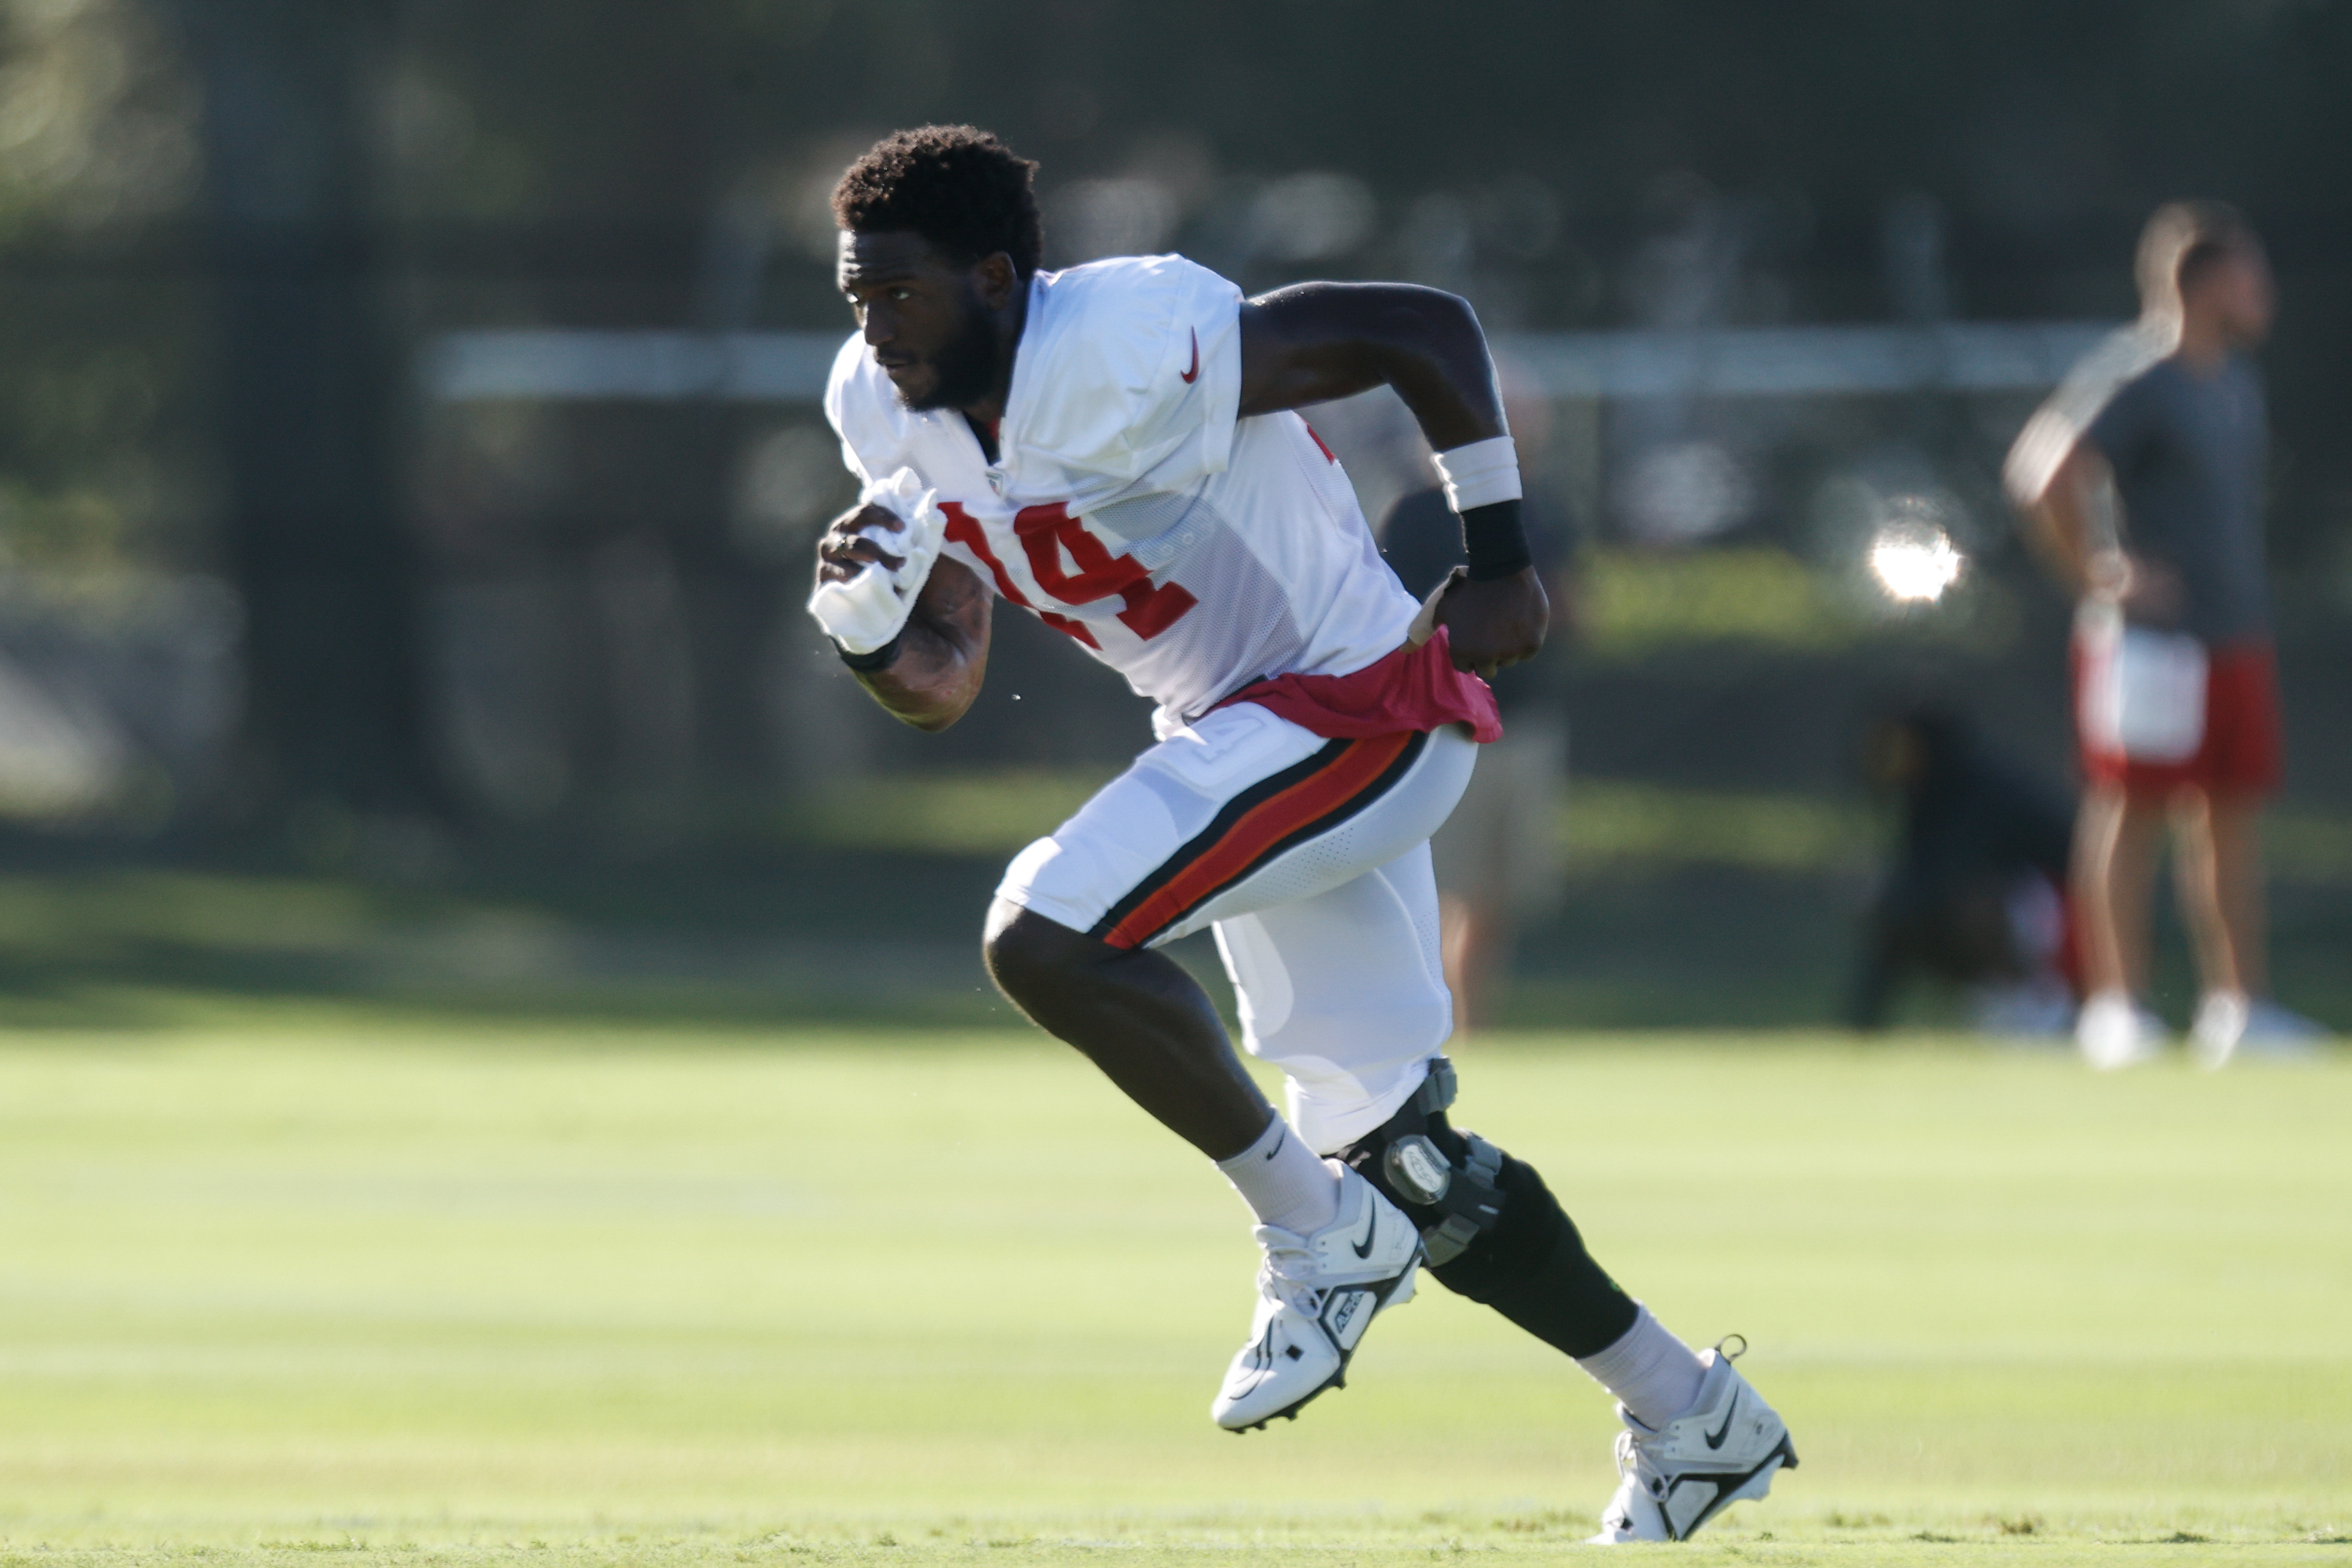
[1,1023,2347,1566]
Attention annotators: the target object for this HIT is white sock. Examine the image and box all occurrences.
[1575,1305,1708,1428]
[1215,1116,1342,1236]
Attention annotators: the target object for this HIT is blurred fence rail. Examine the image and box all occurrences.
[424,321,2119,405]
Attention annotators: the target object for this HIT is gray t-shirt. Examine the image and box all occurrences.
[2085,354,2270,644]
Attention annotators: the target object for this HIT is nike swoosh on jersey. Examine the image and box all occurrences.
[1179,328,1200,384]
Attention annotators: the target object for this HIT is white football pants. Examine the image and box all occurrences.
[997,700,1478,1150]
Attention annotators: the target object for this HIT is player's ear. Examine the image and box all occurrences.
[971,252,1021,310]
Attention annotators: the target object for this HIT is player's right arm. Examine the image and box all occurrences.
[815,503,991,731]
[2014,435,2114,601]
[2008,426,2183,622]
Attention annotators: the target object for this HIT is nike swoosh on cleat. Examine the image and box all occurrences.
[1350,1203,1379,1258]
[1704,1389,1740,1449]
[1666,1444,1788,1540]
[1226,1325,1275,1393]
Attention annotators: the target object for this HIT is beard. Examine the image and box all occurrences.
[898,289,1005,413]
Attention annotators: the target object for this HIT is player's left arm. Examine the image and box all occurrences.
[1236,282,1546,674]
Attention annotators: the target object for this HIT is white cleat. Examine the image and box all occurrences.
[2077,989,2166,1070]
[2195,991,2329,1068]
[2190,989,2250,1069]
[1211,1161,1421,1432]
[1588,1341,1797,1544]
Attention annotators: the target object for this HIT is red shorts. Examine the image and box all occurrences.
[2073,634,2282,799]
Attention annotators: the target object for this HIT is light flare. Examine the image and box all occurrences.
[1868,522,1965,603]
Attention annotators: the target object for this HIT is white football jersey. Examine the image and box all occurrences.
[824,254,1419,734]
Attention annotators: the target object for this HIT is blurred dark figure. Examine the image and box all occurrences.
[1849,705,2078,1033]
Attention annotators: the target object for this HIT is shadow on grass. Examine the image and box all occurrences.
[0,845,1026,1033]
[0,833,2343,1035]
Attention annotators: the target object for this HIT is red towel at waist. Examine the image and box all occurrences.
[1215,626,1503,744]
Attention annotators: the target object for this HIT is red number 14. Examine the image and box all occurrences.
[942,501,1196,648]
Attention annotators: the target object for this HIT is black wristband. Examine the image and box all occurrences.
[1460,499,1533,582]
[835,633,904,673]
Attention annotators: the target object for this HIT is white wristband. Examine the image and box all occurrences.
[1430,435,1522,514]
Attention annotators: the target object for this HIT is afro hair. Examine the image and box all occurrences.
[832,125,1044,280]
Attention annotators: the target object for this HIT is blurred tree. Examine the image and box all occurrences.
[170,0,441,820]
[0,0,206,581]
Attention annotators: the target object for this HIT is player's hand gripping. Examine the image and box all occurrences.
[815,502,906,583]
[812,498,993,733]
[1432,565,1549,677]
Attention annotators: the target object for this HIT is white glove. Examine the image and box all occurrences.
[806,467,948,655]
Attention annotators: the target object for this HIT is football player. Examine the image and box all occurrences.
[808,125,1795,1543]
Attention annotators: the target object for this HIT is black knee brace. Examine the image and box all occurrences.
[1338,1058,1639,1359]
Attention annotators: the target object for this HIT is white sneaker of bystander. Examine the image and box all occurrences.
[2077,989,2166,1069]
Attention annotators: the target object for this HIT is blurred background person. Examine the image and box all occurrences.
[1848,702,2078,1036]
[1377,379,1573,1034]
[2005,202,2323,1069]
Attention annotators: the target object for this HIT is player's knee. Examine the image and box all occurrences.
[1334,1059,1582,1301]
[982,900,1104,1011]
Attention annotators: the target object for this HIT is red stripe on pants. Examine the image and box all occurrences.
[1101,731,1415,949]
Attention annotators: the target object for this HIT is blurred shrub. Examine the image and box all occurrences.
[789,769,1105,857]
[1576,543,2022,662]
[1561,779,1879,876]
[1579,546,1862,659]
[775,766,2352,896]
